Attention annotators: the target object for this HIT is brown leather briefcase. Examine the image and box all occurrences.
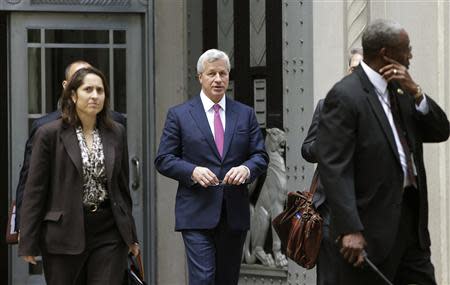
[6,200,19,244]
[272,172,323,269]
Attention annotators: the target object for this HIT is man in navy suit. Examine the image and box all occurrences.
[13,60,126,234]
[155,49,268,285]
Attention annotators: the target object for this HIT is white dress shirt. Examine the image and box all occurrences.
[360,61,428,187]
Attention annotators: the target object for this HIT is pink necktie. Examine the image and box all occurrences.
[213,104,224,157]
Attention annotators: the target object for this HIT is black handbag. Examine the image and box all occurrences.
[125,253,147,285]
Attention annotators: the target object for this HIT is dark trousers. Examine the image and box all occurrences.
[181,203,247,285]
[316,202,340,285]
[339,187,436,285]
[42,206,128,285]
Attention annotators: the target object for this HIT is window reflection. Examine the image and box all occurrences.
[28,48,41,114]
[27,29,40,43]
[114,49,126,113]
[114,30,126,44]
[45,30,109,44]
[217,0,234,68]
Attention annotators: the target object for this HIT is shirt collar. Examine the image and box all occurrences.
[360,60,388,96]
[200,90,226,112]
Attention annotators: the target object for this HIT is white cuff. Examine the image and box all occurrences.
[241,165,251,180]
[415,94,429,114]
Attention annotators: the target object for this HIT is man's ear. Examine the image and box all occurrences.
[379,47,387,58]
[198,73,202,84]
[378,47,392,65]
[62,80,67,89]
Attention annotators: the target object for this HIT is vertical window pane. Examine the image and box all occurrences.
[27,29,40,43]
[249,0,266,67]
[217,0,234,68]
[28,48,41,114]
[28,118,36,135]
[114,49,126,114]
[45,48,110,112]
[114,30,126,44]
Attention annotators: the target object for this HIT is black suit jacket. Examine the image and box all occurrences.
[14,110,125,230]
[18,118,136,256]
[301,99,326,209]
[316,65,449,263]
[302,99,323,163]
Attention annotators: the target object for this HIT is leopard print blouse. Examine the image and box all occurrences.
[75,126,108,206]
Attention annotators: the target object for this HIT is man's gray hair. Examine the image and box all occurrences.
[197,49,231,74]
[362,19,404,59]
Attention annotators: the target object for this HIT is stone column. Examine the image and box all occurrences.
[154,1,188,284]
[345,0,368,53]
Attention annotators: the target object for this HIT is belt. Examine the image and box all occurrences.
[83,199,110,213]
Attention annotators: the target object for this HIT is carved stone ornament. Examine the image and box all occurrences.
[243,128,288,268]
[6,0,22,4]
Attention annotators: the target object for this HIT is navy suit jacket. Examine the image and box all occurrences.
[155,95,268,231]
[14,110,126,230]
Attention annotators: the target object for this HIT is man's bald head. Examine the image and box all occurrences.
[63,60,92,89]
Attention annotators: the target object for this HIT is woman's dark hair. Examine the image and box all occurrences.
[61,67,113,129]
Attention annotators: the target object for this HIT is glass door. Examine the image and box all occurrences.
[9,12,145,285]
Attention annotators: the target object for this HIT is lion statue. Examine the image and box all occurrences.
[243,128,288,268]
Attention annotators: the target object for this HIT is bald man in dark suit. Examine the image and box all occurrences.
[316,19,449,284]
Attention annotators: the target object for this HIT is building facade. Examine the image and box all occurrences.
[1,0,450,284]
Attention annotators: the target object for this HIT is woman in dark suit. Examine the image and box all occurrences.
[18,67,139,285]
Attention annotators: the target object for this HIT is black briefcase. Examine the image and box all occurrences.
[124,253,147,285]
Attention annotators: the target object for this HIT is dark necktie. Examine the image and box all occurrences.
[388,89,417,188]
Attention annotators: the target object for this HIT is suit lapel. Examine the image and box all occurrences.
[60,125,83,178]
[356,67,401,163]
[189,96,221,159]
[222,98,238,159]
[100,126,115,183]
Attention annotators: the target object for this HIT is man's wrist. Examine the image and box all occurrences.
[191,166,198,183]
[241,165,251,180]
